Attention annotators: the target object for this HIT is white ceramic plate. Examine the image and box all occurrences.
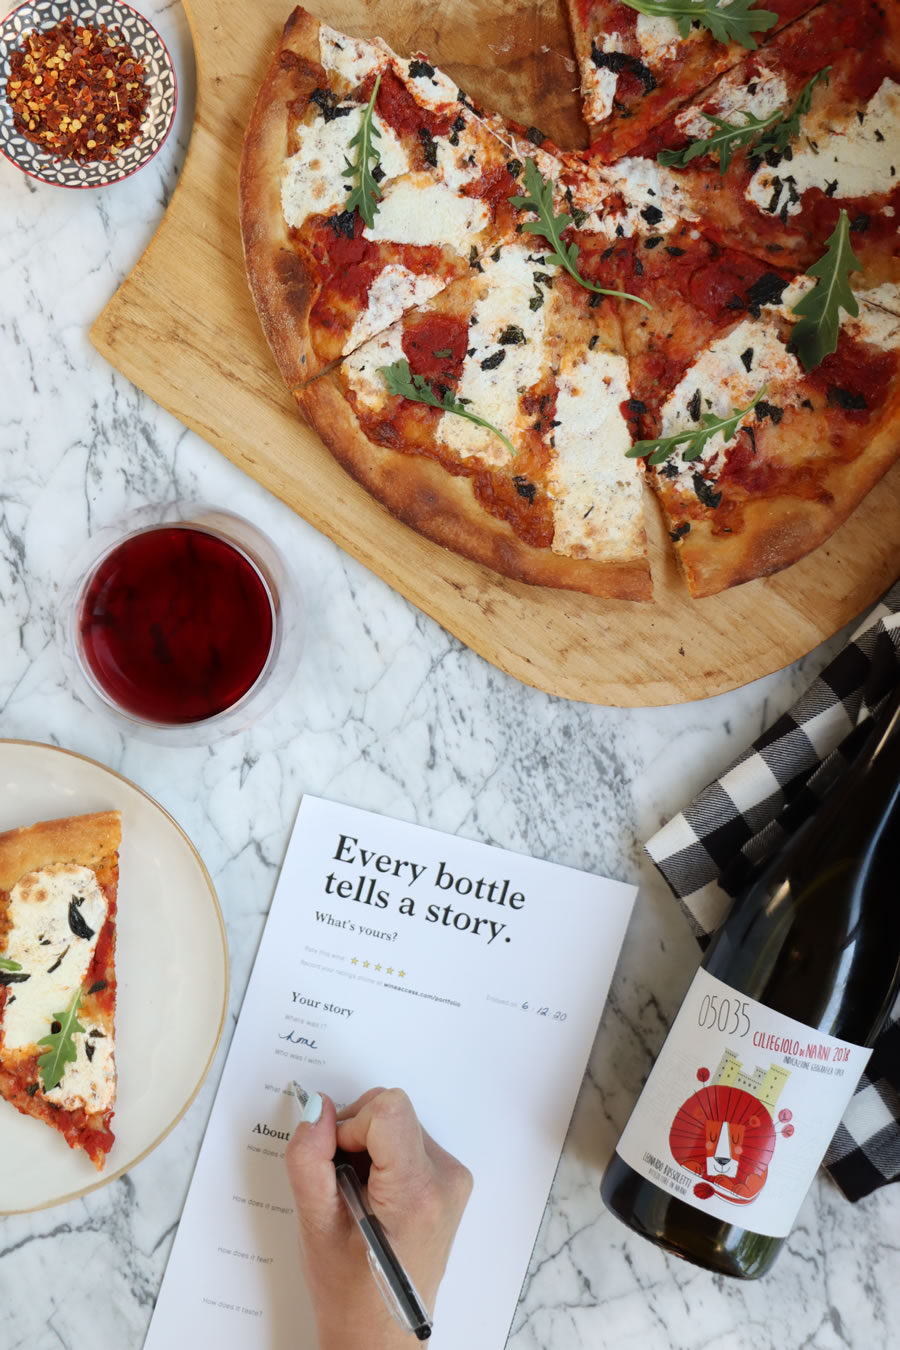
[0,740,228,1213]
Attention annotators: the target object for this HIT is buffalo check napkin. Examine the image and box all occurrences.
[647,580,900,1202]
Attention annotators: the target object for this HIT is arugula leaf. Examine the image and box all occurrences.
[627,386,768,466]
[753,67,830,161]
[789,210,861,371]
[342,74,383,229]
[37,988,85,1092]
[658,68,830,174]
[618,0,777,49]
[509,159,651,310]
[0,956,22,972]
[380,359,516,456]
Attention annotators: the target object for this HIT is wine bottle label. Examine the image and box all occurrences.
[615,969,872,1238]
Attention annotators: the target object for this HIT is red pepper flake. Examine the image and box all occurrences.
[5,17,150,163]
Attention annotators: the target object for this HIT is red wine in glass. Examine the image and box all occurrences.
[77,526,275,725]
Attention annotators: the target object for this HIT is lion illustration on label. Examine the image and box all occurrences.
[669,1051,795,1204]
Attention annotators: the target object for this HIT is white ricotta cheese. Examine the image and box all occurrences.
[674,64,789,141]
[363,174,490,252]
[282,108,410,228]
[844,299,900,351]
[657,318,802,489]
[746,78,900,218]
[858,281,900,317]
[548,348,645,561]
[436,121,486,192]
[395,55,460,110]
[343,265,446,355]
[590,157,699,238]
[343,325,407,411]
[318,25,384,89]
[582,33,623,126]
[44,1025,115,1114]
[635,13,683,67]
[1,864,113,1112]
[437,247,548,466]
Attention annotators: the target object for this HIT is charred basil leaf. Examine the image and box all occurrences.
[480,350,506,371]
[513,476,537,502]
[87,979,108,995]
[827,386,867,411]
[670,521,692,541]
[408,58,435,79]
[418,126,438,167]
[525,125,546,145]
[46,945,70,974]
[745,271,787,317]
[590,41,657,95]
[309,88,352,122]
[498,325,526,344]
[68,897,95,941]
[693,473,723,510]
[326,210,356,239]
[755,399,784,424]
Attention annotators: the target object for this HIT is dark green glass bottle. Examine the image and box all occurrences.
[601,681,900,1278]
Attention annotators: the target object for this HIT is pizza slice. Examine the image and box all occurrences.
[295,237,651,599]
[240,7,567,386]
[625,0,900,289]
[565,0,819,159]
[0,810,121,1171]
[595,224,900,595]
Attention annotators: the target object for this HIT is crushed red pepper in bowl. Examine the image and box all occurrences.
[5,16,150,163]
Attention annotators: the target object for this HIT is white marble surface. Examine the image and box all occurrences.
[1,5,899,1347]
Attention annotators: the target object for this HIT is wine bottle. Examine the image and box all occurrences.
[601,681,900,1278]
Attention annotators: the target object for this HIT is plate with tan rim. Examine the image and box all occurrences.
[0,739,228,1214]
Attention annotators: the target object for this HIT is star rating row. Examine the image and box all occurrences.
[350,957,406,976]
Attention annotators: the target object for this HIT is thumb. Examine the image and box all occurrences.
[285,1090,342,1240]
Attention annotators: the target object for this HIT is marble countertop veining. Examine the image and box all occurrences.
[1,6,898,1348]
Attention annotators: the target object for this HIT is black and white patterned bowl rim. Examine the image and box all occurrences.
[0,0,176,187]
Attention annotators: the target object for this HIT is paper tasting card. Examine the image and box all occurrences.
[144,795,636,1349]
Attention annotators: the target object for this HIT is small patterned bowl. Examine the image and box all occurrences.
[0,0,176,188]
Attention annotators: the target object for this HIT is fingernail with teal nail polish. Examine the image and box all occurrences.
[291,1081,323,1124]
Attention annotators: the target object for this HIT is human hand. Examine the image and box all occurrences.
[286,1086,473,1350]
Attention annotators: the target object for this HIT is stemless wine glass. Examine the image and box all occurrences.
[57,502,304,745]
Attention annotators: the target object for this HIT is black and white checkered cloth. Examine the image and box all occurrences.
[646,580,900,1203]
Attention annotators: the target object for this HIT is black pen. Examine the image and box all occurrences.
[292,1083,433,1340]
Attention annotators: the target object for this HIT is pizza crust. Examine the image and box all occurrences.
[239,8,328,387]
[296,375,653,600]
[671,394,900,597]
[0,810,121,892]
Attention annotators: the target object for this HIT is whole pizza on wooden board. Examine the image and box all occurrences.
[239,0,900,600]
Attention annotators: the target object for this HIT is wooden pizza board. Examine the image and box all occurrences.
[90,0,900,706]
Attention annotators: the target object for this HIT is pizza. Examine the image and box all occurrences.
[565,0,819,158]
[240,7,579,385]
[625,0,900,289]
[0,810,120,1170]
[298,237,651,598]
[239,2,900,600]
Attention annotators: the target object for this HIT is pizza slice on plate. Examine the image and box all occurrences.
[565,0,819,159]
[240,6,579,385]
[623,0,900,289]
[0,811,121,1171]
[296,237,651,598]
